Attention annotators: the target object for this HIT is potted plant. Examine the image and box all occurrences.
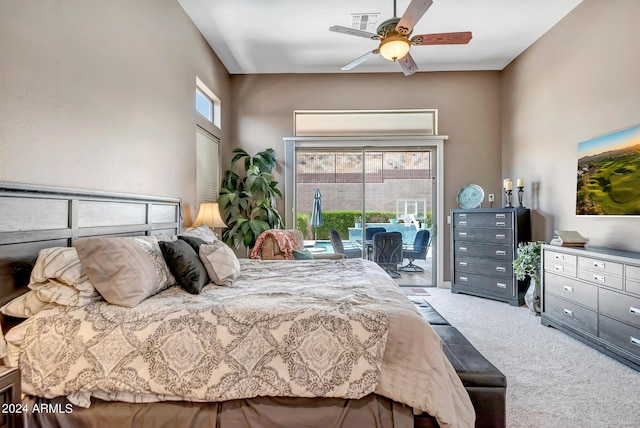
[354,215,362,229]
[513,241,542,314]
[218,148,283,252]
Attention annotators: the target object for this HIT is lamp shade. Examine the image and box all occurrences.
[192,202,227,229]
[379,36,410,61]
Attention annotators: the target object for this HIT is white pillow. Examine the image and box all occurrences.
[199,241,240,286]
[74,236,176,308]
[29,247,98,296]
[181,225,218,244]
[0,291,49,318]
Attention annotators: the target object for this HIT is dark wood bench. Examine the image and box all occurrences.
[411,300,507,428]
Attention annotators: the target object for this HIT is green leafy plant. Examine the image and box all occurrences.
[513,241,542,284]
[218,148,283,250]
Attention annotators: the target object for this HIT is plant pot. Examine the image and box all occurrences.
[354,223,361,229]
[524,277,541,314]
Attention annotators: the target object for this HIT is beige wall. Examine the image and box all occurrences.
[4,0,636,270]
[0,0,231,224]
[501,0,640,251]
[230,72,502,276]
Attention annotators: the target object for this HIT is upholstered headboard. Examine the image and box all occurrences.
[0,182,181,326]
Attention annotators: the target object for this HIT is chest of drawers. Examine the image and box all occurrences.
[450,208,531,306]
[541,244,640,371]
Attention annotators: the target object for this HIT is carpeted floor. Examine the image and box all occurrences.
[423,287,640,428]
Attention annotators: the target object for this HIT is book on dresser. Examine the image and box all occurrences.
[541,244,640,371]
[450,207,531,306]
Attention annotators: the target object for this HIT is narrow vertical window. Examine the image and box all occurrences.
[195,77,221,129]
[196,88,213,122]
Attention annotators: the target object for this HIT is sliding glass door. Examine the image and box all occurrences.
[294,146,435,286]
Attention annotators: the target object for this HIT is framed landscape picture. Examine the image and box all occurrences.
[576,125,640,215]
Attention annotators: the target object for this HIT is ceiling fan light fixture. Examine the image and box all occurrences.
[379,36,410,61]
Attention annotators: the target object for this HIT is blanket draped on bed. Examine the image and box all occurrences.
[249,229,300,260]
[13,259,474,428]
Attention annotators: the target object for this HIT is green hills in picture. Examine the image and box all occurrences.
[576,125,640,215]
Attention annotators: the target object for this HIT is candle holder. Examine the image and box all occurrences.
[504,189,513,208]
[517,186,524,207]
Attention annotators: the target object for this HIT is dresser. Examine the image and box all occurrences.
[450,208,531,306]
[541,244,640,371]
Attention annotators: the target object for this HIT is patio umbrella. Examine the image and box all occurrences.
[310,187,324,240]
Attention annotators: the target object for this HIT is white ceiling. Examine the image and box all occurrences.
[177,0,583,75]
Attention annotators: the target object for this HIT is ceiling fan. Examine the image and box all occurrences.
[329,0,472,75]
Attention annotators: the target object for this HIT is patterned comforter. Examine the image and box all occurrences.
[12,259,474,428]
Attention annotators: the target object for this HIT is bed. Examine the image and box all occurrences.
[0,182,474,428]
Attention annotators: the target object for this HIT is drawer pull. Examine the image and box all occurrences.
[563,308,574,317]
[459,232,467,237]
[496,266,507,272]
[563,285,574,293]
[459,221,468,226]
[496,283,507,289]
[630,306,640,317]
[459,247,468,252]
[592,261,605,269]
[495,222,506,227]
[496,234,506,239]
[459,276,468,282]
[593,274,605,282]
[459,261,468,267]
[495,214,506,219]
[496,250,507,256]
[554,265,564,272]
[554,254,565,261]
[459,214,467,218]
[631,337,640,348]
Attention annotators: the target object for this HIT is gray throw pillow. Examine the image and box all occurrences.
[160,240,209,294]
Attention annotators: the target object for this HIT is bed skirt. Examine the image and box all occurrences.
[22,394,436,428]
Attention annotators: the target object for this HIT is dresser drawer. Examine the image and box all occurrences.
[544,250,577,268]
[579,256,623,276]
[455,256,513,278]
[544,273,597,310]
[544,294,598,336]
[544,261,577,278]
[626,265,640,296]
[454,242,513,261]
[578,269,623,290]
[454,212,512,228]
[599,288,640,328]
[454,272,512,296]
[454,228,513,244]
[599,315,640,360]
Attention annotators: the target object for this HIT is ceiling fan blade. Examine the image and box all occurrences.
[397,52,418,76]
[341,49,379,71]
[329,25,380,40]
[396,0,433,36]
[411,31,473,46]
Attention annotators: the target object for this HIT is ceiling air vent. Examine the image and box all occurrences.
[351,13,379,32]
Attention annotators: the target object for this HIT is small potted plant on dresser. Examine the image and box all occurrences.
[513,241,542,314]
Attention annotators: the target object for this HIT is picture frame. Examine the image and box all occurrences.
[576,125,640,215]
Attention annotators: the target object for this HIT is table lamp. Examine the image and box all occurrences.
[192,202,227,237]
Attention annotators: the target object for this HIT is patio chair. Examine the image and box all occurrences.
[365,227,387,241]
[399,229,430,272]
[329,229,362,259]
[371,232,403,278]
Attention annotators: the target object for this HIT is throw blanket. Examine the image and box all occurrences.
[13,259,474,428]
[250,229,301,260]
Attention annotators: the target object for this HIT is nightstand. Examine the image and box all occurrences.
[0,367,21,428]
